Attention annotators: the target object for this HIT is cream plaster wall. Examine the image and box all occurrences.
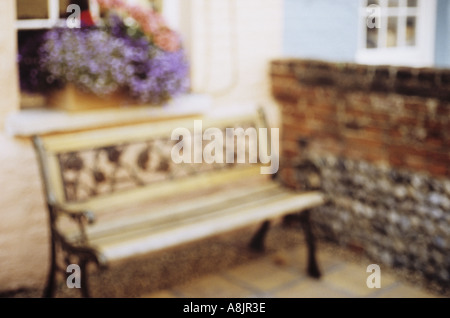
[0,0,283,293]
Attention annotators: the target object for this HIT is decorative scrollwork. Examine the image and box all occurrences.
[58,122,257,202]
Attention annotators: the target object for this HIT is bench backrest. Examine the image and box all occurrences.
[33,110,273,212]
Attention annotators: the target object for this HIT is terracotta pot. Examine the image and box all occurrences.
[46,84,136,112]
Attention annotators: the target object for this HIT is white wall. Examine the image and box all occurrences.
[171,0,283,120]
[0,0,284,292]
[0,0,50,293]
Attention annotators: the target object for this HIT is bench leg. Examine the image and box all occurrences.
[299,210,321,278]
[43,240,57,298]
[80,260,90,298]
[249,220,271,252]
[43,206,57,298]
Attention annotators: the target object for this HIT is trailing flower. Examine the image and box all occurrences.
[18,1,189,105]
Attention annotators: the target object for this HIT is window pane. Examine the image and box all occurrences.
[407,0,418,7]
[387,17,398,47]
[17,0,48,20]
[366,26,379,48]
[388,0,399,7]
[406,16,416,46]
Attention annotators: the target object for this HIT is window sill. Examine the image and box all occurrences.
[5,93,212,137]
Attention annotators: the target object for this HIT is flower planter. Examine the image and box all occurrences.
[46,84,135,112]
[18,1,190,109]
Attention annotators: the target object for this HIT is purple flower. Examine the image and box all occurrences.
[18,13,190,104]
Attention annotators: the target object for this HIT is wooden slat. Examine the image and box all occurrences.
[93,191,324,261]
[40,113,260,153]
[89,189,293,244]
[42,118,197,152]
[82,178,281,239]
[62,165,265,212]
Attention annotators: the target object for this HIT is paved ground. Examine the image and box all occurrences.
[142,241,442,298]
[2,222,447,298]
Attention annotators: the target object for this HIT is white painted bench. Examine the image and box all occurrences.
[32,109,325,297]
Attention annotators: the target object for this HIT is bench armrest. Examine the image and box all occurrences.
[52,204,96,225]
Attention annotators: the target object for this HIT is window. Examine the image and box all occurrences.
[16,0,165,108]
[16,0,163,30]
[17,0,71,29]
[356,0,437,67]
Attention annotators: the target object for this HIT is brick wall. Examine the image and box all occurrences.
[271,59,450,293]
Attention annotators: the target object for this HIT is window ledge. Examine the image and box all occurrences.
[5,93,212,137]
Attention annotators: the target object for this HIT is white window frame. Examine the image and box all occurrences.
[16,0,63,30]
[15,0,101,30]
[356,0,437,67]
[16,0,176,30]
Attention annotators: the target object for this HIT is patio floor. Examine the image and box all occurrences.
[142,241,442,299]
[3,223,446,299]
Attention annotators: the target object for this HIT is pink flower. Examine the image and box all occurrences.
[97,0,182,52]
[153,28,181,52]
[97,0,125,10]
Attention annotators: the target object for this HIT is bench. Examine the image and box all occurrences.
[32,108,325,297]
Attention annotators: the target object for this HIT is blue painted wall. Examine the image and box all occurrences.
[435,0,450,68]
[283,0,359,63]
[283,0,450,68]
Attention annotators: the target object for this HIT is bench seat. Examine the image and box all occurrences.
[76,179,324,261]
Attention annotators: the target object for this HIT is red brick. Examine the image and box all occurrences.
[404,155,428,171]
[282,146,300,159]
[436,102,450,116]
[365,150,388,163]
[343,148,366,161]
[424,137,445,150]
[389,154,405,168]
[282,123,312,138]
[312,103,337,117]
[427,162,448,177]
[404,100,428,113]
[343,127,384,144]
[279,168,298,189]
[346,92,371,108]
[345,135,385,149]
[387,125,405,141]
[311,139,345,157]
[396,115,421,127]
[309,118,339,133]
[368,112,391,126]
[270,63,294,77]
[281,113,306,125]
[387,144,440,162]
[272,60,449,176]
[343,108,368,118]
